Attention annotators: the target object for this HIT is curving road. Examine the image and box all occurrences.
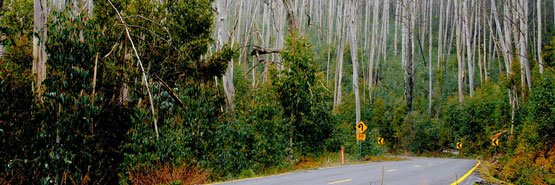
[214,157,481,185]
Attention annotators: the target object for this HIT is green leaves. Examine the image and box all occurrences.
[272,32,334,156]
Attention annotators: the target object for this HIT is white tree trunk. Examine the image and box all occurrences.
[437,0,445,67]
[33,0,47,93]
[368,0,380,102]
[217,0,235,111]
[349,0,361,124]
[394,1,400,55]
[463,0,474,97]
[333,1,346,109]
[455,0,464,102]
[538,0,544,74]
[519,0,531,91]
[326,0,335,85]
[428,0,434,114]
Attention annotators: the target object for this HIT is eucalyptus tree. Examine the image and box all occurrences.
[538,0,543,74]
[348,0,361,125]
[33,0,47,93]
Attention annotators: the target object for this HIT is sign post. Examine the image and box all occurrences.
[456,142,463,158]
[355,121,368,160]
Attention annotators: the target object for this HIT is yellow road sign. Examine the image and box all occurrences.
[456,142,463,150]
[492,138,499,146]
[356,121,368,133]
[356,133,366,141]
[378,137,385,145]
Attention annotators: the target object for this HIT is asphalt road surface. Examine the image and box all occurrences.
[214,157,481,185]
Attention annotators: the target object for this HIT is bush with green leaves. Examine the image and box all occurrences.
[271,32,335,157]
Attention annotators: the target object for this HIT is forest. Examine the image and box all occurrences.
[0,0,554,184]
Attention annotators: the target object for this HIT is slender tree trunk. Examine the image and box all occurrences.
[394,1,401,55]
[326,0,335,85]
[217,0,235,112]
[455,0,464,103]
[491,0,511,73]
[401,0,415,111]
[538,0,544,74]
[438,0,445,67]
[428,0,434,114]
[463,0,474,97]
[33,0,47,94]
[283,0,299,31]
[377,0,389,86]
[333,1,346,110]
[349,0,361,124]
[443,0,452,63]
[519,0,531,91]
[368,0,380,102]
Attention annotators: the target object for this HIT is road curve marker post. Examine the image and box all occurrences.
[450,160,481,185]
[341,146,344,164]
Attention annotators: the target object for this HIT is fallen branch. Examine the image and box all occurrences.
[154,75,187,111]
[250,45,281,56]
[247,46,281,74]
[108,0,159,139]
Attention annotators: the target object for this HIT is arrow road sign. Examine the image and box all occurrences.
[492,138,499,146]
[378,137,385,145]
[356,121,368,133]
[456,142,463,150]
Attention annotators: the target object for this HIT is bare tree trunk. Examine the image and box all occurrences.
[537,0,543,74]
[491,0,511,73]
[455,0,464,103]
[428,0,434,114]
[519,0,531,91]
[283,0,299,31]
[33,0,47,94]
[326,0,335,85]
[444,0,453,62]
[437,0,444,67]
[401,0,415,111]
[394,1,401,55]
[478,7,484,84]
[333,1,346,110]
[377,0,389,86]
[368,0,380,102]
[463,0,474,97]
[408,0,415,112]
[217,0,235,112]
[349,0,361,124]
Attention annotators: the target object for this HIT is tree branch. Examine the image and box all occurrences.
[108,0,159,139]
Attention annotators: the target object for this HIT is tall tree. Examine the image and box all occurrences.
[33,0,47,94]
[368,0,380,101]
[333,1,346,110]
[518,0,531,91]
[455,0,464,102]
[326,0,335,84]
[217,0,235,111]
[538,0,544,74]
[348,0,361,125]
[428,0,434,114]
[437,0,445,66]
[401,0,415,111]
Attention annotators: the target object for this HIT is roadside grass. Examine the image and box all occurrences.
[361,155,405,162]
[207,152,405,184]
[477,160,512,185]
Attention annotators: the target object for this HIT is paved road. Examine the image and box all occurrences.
[215,157,481,185]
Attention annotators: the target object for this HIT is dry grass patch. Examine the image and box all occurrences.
[129,163,210,185]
